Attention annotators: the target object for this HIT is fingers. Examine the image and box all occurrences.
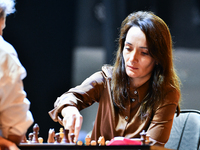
[61,106,83,143]
[0,137,19,150]
[74,115,83,142]
[9,144,20,150]
[67,114,76,143]
[67,114,83,143]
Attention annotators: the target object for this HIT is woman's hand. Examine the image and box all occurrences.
[61,106,83,143]
[0,136,20,150]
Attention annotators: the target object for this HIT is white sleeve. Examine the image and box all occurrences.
[0,49,34,138]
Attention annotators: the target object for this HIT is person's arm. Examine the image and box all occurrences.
[49,71,105,124]
[0,136,19,150]
[147,88,180,146]
[49,71,106,142]
[0,51,33,141]
[7,134,24,145]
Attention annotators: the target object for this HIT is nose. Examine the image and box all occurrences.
[129,48,138,62]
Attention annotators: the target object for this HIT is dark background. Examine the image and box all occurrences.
[3,0,200,141]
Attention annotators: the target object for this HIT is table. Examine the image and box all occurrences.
[19,143,173,150]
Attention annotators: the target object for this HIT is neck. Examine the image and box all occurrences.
[130,77,150,89]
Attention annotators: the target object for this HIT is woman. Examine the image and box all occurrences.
[0,0,34,149]
[49,11,181,146]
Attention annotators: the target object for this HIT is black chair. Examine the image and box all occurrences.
[165,109,200,150]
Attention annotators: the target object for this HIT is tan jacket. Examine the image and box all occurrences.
[49,65,180,146]
[0,36,34,138]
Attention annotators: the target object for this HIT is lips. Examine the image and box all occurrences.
[127,65,138,70]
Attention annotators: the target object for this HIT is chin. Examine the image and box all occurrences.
[126,72,137,78]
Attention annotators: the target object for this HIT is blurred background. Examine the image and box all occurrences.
[3,0,200,142]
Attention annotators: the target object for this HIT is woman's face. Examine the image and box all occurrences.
[123,26,155,86]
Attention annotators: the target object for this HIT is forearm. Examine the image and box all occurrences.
[0,136,19,150]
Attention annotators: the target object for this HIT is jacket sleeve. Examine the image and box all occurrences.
[48,71,105,125]
[0,51,34,138]
[147,87,180,146]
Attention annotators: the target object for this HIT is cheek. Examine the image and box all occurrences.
[145,60,155,71]
[122,51,128,63]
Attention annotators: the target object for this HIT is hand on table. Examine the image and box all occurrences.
[61,106,83,143]
[0,136,20,150]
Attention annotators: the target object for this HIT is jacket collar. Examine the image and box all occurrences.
[102,65,113,79]
[137,80,150,103]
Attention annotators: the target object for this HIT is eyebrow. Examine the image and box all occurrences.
[140,46,148,49]
[125,42,132,46]
[124,42,148,49]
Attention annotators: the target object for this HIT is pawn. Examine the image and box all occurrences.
[54,133,61,143]
[140,130,146,145]
[61,129,69,143]
[28,133,33,143]
[105,140,110,145]
[91,140,97,146]
[77,141,83,146]
[85,135,91,146]
[38,137,43,143]
[32,123,39,143]
[145,134,151,144]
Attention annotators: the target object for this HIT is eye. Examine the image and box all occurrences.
[141,51,149,55]
[124,46,131,51]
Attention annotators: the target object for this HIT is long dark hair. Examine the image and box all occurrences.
[111,11,181,116]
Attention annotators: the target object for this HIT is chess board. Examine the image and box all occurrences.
[18,144,174,150]
[19,123,172,150]
[19,144,150,150]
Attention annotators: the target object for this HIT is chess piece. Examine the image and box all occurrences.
[61,129,69,143]
[54,133,61,143]
[98,136,105,146]
[32,123,39,143]
[77,141,83,145]
[85,135,91,146]
[140,130,146,145]
[105,140,110,145]
[59,128,64,141]
[91,140,97,146]
[47,128,55,143]
[145,134,151,144]
[38,137,43,143]
[70,133,75,143]
[28,133,33,143]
